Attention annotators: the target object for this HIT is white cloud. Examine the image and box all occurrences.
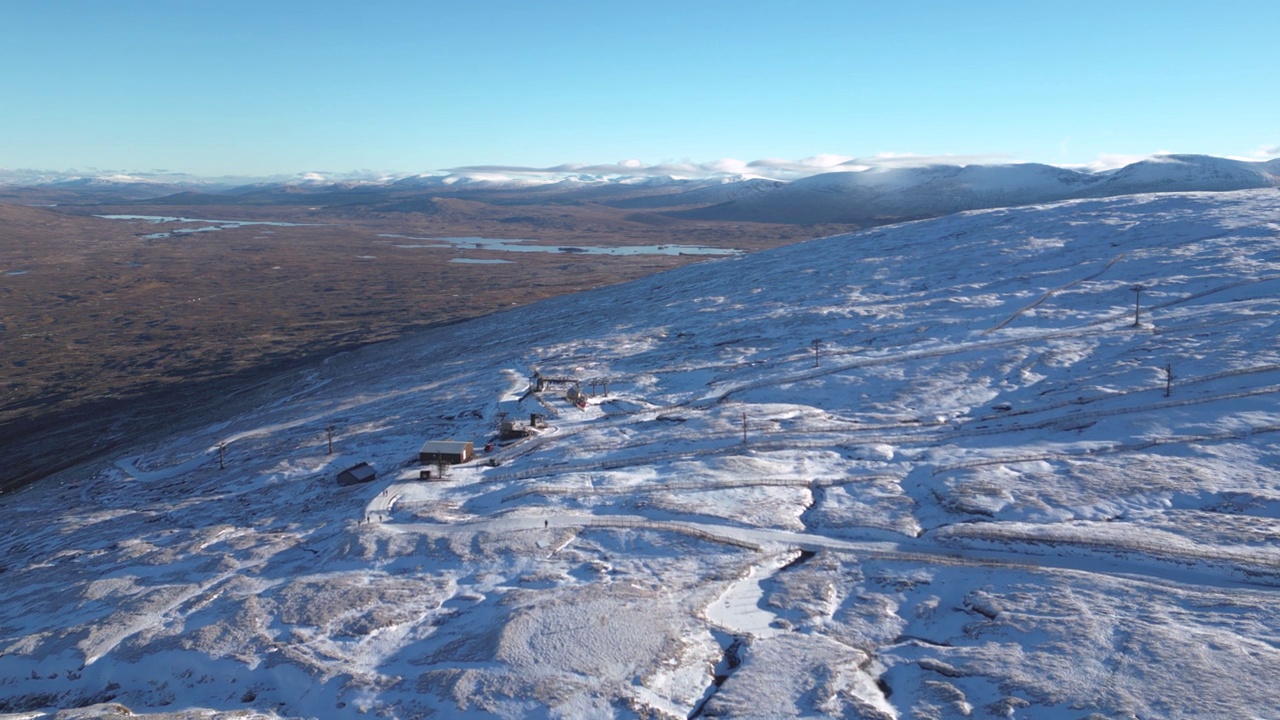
[746,155,857,175]
[1232,144,1280,161]
[1059,152,1154,173]
[448,159,761,180]
[699,158,753,175]
[843,152,1022,169]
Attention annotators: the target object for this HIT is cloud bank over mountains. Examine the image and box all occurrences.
[447,153,1040,183]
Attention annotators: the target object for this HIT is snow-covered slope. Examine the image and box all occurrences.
[0,172,244,198]
[34,177,197,200]
[676,163,1084,223]
[1080,153,1280,196]
[4,190,1280,718]
[681,156,1280,224]
[603,177,786,209]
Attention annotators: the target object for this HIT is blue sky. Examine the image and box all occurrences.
[2,0,1276,178]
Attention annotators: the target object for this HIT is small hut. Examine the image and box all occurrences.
[337,461,376,486]
[500,418,530,439]
[502,412,548,438]
[419,440,474,465]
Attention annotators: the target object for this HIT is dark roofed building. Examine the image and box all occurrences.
[337,461,376,486]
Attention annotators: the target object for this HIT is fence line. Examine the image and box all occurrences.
[934,423,1280,475]
[935,523,1280,582]
[500,473,902,503]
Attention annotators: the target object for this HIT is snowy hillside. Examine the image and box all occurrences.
[673,163,1086,223]
[1081,154,1280,196]
[4,189,1280,718]
[602,178,786,210]
[29,177,198,201]
[680,155,1280,224]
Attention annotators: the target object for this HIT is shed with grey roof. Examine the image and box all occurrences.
[337,461,376,486]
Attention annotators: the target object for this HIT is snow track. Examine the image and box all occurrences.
[983,252,1129,334]
[378,501,1280,595]
[498,473,902,504]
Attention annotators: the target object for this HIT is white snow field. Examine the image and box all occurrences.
[4,189,1280,719]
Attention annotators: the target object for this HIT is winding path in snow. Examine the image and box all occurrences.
[366,485,1280,597]
[983,252,1129,334]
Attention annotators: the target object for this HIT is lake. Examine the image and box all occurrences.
[97,215,325,238]
[379,234,742,257]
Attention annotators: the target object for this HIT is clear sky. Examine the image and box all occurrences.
[1,0,1276,178]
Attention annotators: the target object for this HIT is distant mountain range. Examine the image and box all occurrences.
[2,154,1277,225]
[672,155,1280,224]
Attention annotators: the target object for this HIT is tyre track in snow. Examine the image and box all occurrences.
[982,252,1129,334]
[934,385,1280,473]
[976,215,1280,337]
[968,363,1280,424]
[378,508,1280,595]
[497,473,902,504]
[933,421,1280,475]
